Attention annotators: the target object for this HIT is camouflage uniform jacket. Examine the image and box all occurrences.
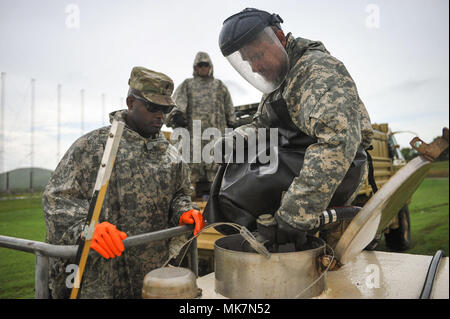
[169,52,237,135]
[43,110,195,298]
[167,52,238,182]
[245,33,373,231]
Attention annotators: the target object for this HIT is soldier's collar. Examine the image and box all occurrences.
[145,133,169,152]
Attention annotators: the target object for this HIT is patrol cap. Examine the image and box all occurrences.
[128,66,176,107]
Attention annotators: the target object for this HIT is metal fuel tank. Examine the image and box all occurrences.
[214,234,326,298]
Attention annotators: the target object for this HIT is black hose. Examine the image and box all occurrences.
[419,250,445,299]
[319,206,361,227]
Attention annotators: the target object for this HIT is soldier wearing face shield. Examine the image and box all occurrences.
[207,8,374,250]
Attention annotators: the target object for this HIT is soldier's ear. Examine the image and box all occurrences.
[126,96,134,110]
[274,29,286,47]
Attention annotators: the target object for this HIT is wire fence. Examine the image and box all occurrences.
[0,72,126,181]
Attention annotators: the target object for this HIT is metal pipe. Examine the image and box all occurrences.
[0,224,197,298]
[419,250,445,299]
[0,235,77,258]
[122,225,193,248]
[188,237,198,277]
[0,225,193,258]
[35,253,49,299]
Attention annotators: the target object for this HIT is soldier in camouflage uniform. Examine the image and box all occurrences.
[166,52,237,196]
[43,67,204,298]
[217,8,374,248]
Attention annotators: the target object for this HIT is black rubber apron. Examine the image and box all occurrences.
[204,99,367,235]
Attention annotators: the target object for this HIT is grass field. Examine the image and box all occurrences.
[375,178,449,256]
[0,196,46,298]
[0,164,448,298]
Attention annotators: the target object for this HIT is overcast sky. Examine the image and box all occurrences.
[0,0,448,173]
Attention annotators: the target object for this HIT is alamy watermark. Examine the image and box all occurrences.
[365,264,380,289]
[65,4,80,29]
[365,4,380,29]
[66,264,81,288]
[170,120,279,175]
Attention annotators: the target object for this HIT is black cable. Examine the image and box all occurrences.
[419,250,445,299]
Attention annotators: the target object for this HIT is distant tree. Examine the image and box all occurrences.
[400,147,419,161]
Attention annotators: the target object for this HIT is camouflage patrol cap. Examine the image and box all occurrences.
[128,66,176,107]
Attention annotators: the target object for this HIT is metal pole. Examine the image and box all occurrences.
[101,93,105,126]
[57,84,61,163]
[30,78,35,192]
[80,89,84,136]
[0,225,196,299]
[189,237,198,277]
[0,72,5,177]
[35,253,49,299]
[6,171,9,193]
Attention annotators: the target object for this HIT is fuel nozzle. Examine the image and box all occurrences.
[256,214,279,251]
[240,214,278,254]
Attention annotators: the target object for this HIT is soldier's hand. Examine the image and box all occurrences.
[274,214,307,251]
[90,222,127,259]
[179,209,205,236]
[171,113,187,127]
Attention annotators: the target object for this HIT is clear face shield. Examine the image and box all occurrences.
[226,27,289,94]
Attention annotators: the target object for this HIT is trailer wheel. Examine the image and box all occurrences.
[385,205,411,251]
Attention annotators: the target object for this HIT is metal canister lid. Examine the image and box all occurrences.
[335,156,432,264]
[142,267,200,299]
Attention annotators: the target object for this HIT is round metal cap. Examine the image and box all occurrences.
[142,267,200,299]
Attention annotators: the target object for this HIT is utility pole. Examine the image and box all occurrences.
[0,72,5,178]
[81,89,85,136]
[30,78,35,192]
[0,72,4,192]
[102,93,105,126]
[57,84,61,164]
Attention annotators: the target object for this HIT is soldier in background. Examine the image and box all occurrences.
[213,8,374,249]
[43,66,204,298]
[166,52,237,199]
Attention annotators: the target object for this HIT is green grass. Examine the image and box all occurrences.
[429,160,449,171]
[375,178,449,256]
[0,196,46,299]
[428,160,449,177]
[0,177,448,298]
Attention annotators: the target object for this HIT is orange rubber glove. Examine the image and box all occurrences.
[90,222,127,259]
[179,209,205,236]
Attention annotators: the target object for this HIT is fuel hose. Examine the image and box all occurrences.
[319,206,361,227]
[419,249,444,299]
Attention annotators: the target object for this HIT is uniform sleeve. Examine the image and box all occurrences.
[276,65,363,231]
[43,136,103,245]
[169,160,198,226]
